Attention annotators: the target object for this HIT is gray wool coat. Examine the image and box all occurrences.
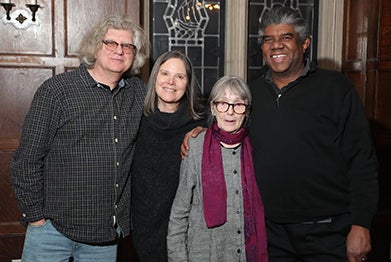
[167,132,247,262]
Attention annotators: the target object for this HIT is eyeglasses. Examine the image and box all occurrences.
[213,101,248,114]
[102,40,137,54]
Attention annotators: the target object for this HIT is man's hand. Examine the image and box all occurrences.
[29,218,46,226]
[181,126,206,158]
[347,225,371,262]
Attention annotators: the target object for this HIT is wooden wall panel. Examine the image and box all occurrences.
[343,1,366,63]
[376,0,391,135]
[0,235,24,262]
[0,0,53,55]
[0,67,53,139]
[343,0,391,260]
[379,0,391,61]
[0,153,20,222]
[342,0,369,107]
[0,152,24,262]
[376,71,391,132]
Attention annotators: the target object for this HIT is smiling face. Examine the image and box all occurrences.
[261,23,310,85]
[212,89,247,134]
[155,58,188,113]
[93,28,135,79]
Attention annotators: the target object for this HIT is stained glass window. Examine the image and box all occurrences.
[150,0,224,95]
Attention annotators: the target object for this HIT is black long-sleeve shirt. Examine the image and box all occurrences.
[249,63,378,228]
[10,64,146,243]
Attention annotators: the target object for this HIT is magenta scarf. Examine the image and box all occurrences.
[202,123,269,262]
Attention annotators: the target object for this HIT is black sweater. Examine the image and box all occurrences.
[131,102,205,261]
[249,63,378,228]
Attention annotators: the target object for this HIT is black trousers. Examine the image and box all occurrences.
[266,214,351,262]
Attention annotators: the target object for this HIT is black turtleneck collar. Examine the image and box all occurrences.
[145,102,194,130]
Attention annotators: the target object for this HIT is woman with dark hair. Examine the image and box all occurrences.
[131,50,206,261]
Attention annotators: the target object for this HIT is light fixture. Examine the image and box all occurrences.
[204,3,220,11]
[26,1,39,22]
[1,0,40,29]
[0,1,15,20]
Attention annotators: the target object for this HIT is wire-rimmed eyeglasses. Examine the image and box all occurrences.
[102,40,137,54]
[213,101,248,114]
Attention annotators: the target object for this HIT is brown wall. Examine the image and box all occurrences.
[343,0,391,260]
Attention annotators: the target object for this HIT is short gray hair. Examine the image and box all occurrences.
[208,76,252,126]
[258,6,309,45]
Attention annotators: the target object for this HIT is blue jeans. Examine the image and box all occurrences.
[21,220,117,262]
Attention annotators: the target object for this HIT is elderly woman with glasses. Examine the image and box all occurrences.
[167,76,269,262]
